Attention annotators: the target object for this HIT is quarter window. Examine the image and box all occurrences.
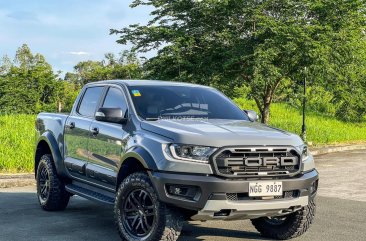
[77,87,104,117]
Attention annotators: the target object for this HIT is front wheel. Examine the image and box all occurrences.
[251,199,316,240]
[115,172,184,241]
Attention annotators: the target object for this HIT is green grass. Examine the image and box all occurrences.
[0,115,36,173]
[270,105,366,145]
[234,98,366,145]
[1,101,366,173]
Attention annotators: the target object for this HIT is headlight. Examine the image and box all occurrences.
[297,144,315,172]
[298,144,309,162]
[163,144,217,163]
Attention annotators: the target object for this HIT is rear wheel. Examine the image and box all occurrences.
[251,199,316,240]
[115,172,184,241]
[36,154,70,211]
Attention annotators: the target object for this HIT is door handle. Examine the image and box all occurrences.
[91,127,99,135]
[68,122,75,129]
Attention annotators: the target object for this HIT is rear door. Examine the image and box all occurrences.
[86,86,130,188]
[64,86,104,179]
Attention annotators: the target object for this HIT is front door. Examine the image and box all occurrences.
[86,86,130,189]
[64,86,104,180]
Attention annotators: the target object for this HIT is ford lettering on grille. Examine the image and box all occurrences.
[225,156,298,167]
[213,147,301,177]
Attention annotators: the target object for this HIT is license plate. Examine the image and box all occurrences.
[249,181,283,197]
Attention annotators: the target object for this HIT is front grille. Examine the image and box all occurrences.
[226,190,300,201]
[226,193,238,201]
[212,146,300,177]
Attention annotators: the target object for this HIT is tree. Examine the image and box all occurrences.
[0,44,76,113]
[57,80,80,112]
[66,50,144,86]
[0,44,58,113]
[111,0,366,123]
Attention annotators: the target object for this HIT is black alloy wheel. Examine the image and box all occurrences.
[38,164,50,203]
[263,216,287,226]
[122,189,156,238]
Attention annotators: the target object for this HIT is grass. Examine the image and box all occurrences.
[0,115,36,173]
[270,105,366,145]
[1,100,366,173]
[234,98,366,145]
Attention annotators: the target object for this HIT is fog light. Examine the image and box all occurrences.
[166,184,201,201]
[170,186,188,196]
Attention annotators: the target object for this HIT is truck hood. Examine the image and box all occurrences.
[140,119,303,147]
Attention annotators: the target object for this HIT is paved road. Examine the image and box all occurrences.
[0,150,365,241]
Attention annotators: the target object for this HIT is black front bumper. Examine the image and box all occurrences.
[149,169,319,211]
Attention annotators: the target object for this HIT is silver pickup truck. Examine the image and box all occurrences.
[35,80,318,241]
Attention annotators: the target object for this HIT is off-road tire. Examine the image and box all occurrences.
[115,172,184,241]
[251,199,316,240]
[36,154,70,211]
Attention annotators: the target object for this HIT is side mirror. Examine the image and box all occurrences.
[95,107,127,124]
[244,110,259,122]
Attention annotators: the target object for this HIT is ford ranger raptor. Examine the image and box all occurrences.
[34,80,318,240]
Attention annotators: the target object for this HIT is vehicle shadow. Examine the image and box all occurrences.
[179,223,268,241]
[0,191,268,241]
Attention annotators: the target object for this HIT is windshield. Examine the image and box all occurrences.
[127,85,249,121]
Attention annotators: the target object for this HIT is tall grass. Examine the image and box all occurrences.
[1,101,366,173]
[0,115,35,173]
[234,98,366,145]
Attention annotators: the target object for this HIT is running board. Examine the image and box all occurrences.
[65,184,115,205]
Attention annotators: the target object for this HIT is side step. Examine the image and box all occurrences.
[65,184,115,205]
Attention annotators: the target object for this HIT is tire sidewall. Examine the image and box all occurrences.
[36,154,70,211]
[115,173,164,241]
[251,200,316,239]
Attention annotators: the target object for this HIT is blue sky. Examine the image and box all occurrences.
[0,0,152,74]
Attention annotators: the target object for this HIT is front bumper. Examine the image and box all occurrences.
[150,169,318,220]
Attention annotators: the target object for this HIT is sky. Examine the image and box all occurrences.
[0,0,152,75]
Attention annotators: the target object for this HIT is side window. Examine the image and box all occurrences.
[77,87,104,117]
[102,87,128,113]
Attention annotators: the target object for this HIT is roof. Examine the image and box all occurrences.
[88,79,210,88]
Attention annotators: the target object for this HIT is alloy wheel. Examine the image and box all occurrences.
[38,165,50,202]
[122,188,156,238]
[264,216,288,225]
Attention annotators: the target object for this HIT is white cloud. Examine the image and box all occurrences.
[68,51,90,56]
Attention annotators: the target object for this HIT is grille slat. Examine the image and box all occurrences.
[213,146,300,177]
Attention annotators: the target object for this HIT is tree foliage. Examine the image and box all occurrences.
[65,51,144,86]
[0,44,78,114]
[111,0,366,123]
[0,46,144,114]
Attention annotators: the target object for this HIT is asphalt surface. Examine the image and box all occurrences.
[0,150,365,241]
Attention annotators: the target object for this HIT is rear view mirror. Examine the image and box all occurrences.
[95,107,127,124]
[244,110,259,122]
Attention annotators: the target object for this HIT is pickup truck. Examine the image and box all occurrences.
[35,80,318,241]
